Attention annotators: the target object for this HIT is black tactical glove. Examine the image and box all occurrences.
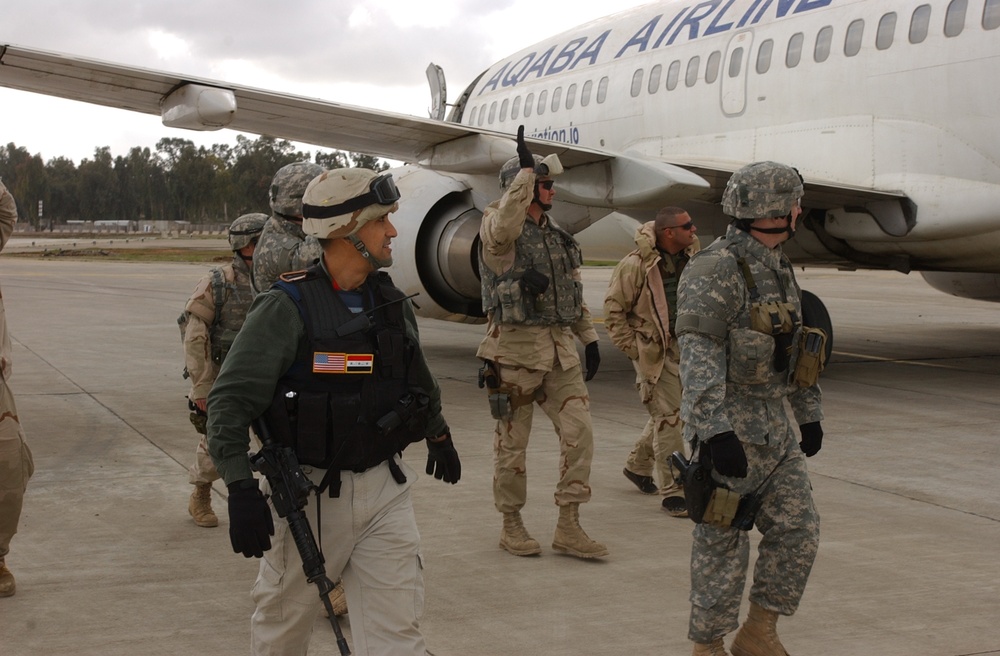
[516,125,534,169]
[426,433,461,484]
[799,421,823,457]
[707,431,748,478]
[584,341,601,381]
[226,479,274,558]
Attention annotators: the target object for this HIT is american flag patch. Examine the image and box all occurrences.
[313,352,374,374]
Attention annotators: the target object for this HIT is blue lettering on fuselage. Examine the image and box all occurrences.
[477,0,832,95]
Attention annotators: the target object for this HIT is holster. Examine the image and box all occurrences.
[793,326,828,387]
[670,447,762,531]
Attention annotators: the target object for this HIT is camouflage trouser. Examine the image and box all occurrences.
[0,382,34,562]
[688,430,819,643]
[493,363,594,513]
[188,433,221,486]
[625,369,683,491]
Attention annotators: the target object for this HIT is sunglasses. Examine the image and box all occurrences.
[667,221,694,231]
[537,180,555,190]
[304,174,401,219]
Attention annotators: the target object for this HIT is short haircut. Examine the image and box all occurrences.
[654,206,688,231]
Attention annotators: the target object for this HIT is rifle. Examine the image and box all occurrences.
[250,416,351,656]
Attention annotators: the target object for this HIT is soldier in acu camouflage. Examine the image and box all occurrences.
[675,162,825,656]
[182,213,267,529]
[252,161,325,294]
[477,126,607,560]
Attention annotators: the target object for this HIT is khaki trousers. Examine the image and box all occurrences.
[624,368,683,491]
[250,458,426,656]
[493,363,594,513]
[0,382,33,562]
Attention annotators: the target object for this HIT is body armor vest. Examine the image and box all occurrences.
[480,217,584,325]
[261,268,428,472]
[211,260,254,365]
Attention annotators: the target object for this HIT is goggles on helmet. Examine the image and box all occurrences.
[304,173,400,219]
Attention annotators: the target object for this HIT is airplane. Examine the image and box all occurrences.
[2,0,999,352]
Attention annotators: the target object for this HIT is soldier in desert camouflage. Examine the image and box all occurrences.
[477,126,607,560]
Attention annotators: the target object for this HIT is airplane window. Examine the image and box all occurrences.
[631,69,644,98]
[500,98,509,122]
[551,87,562,112]
[786,33,804,67]
[756,39,774,74]
[478,103,487,126]
[728,47,744,78]
[877,13,897,50]
[489,101,497,124]
[845,19,864,56]
[945,0,967,36]
[597,76,609,103]
[706,52,721,83]
[566,83,577,109]
[512,96,522,120]
[648,64,662,93]
[667,60,681,90]
[524,92,534,117]
[537,90,548,115]
[686,56,701,87]
[985,0,1000,29]
[814,26,833,62]
[469,106,478,126]
[910,5,931,43]
[581,80,593,107]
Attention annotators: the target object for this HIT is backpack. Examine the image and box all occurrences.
[178,267,228,379]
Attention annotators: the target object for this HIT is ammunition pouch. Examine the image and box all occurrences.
[749,301,799,336]
[189,412,207,435]
[489,392,513,421]
[211,327,240,366]
[519,267,550,297]
[792,326,828,387]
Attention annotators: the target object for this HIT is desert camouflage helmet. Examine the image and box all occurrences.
[269,161,325,218]
[227,213,268,251]
[301,168,400,240]
[721,161,804,219]
[498,153,565,189]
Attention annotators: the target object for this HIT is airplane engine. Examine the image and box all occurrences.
[919,272,1000,303]
[387,165,486,323]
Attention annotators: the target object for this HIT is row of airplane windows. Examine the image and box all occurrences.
[466,0,999,128]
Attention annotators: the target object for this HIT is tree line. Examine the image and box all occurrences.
[0,136,388,229]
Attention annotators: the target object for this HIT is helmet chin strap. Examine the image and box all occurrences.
[349,235,392,270]
[749,215,796,237]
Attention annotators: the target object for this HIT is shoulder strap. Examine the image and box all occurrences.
[209,267,228,326]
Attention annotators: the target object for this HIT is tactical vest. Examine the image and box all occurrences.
[261,267,429,473]
[211,261,254,365]
[480,217,584,325]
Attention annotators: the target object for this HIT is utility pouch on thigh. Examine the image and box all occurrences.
[704,487,742,527]
[189,412,207,435]
[792,326,828,387]
[489,391,512,420]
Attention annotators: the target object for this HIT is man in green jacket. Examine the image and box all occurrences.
[208,167,461,656]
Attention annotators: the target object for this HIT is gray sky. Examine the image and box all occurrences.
[0,0,655,163]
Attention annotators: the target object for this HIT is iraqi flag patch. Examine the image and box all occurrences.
[312,352,374,374]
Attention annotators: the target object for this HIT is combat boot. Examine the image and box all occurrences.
[731,602,791,656]
[499,511,542,556]
[188,483,219,528]
[552,503,609,559]
[0,562,15,597]
[693,637,731,655]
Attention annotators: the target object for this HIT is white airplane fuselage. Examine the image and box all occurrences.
[455,0,1000,273]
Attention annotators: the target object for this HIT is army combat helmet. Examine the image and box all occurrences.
[227,213,268,251]
[722,161,803,220]
[498,153,564,190]
[301,168,401,269]
[269,161,325,219]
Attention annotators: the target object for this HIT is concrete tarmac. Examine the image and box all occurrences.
[0,256,997,655]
